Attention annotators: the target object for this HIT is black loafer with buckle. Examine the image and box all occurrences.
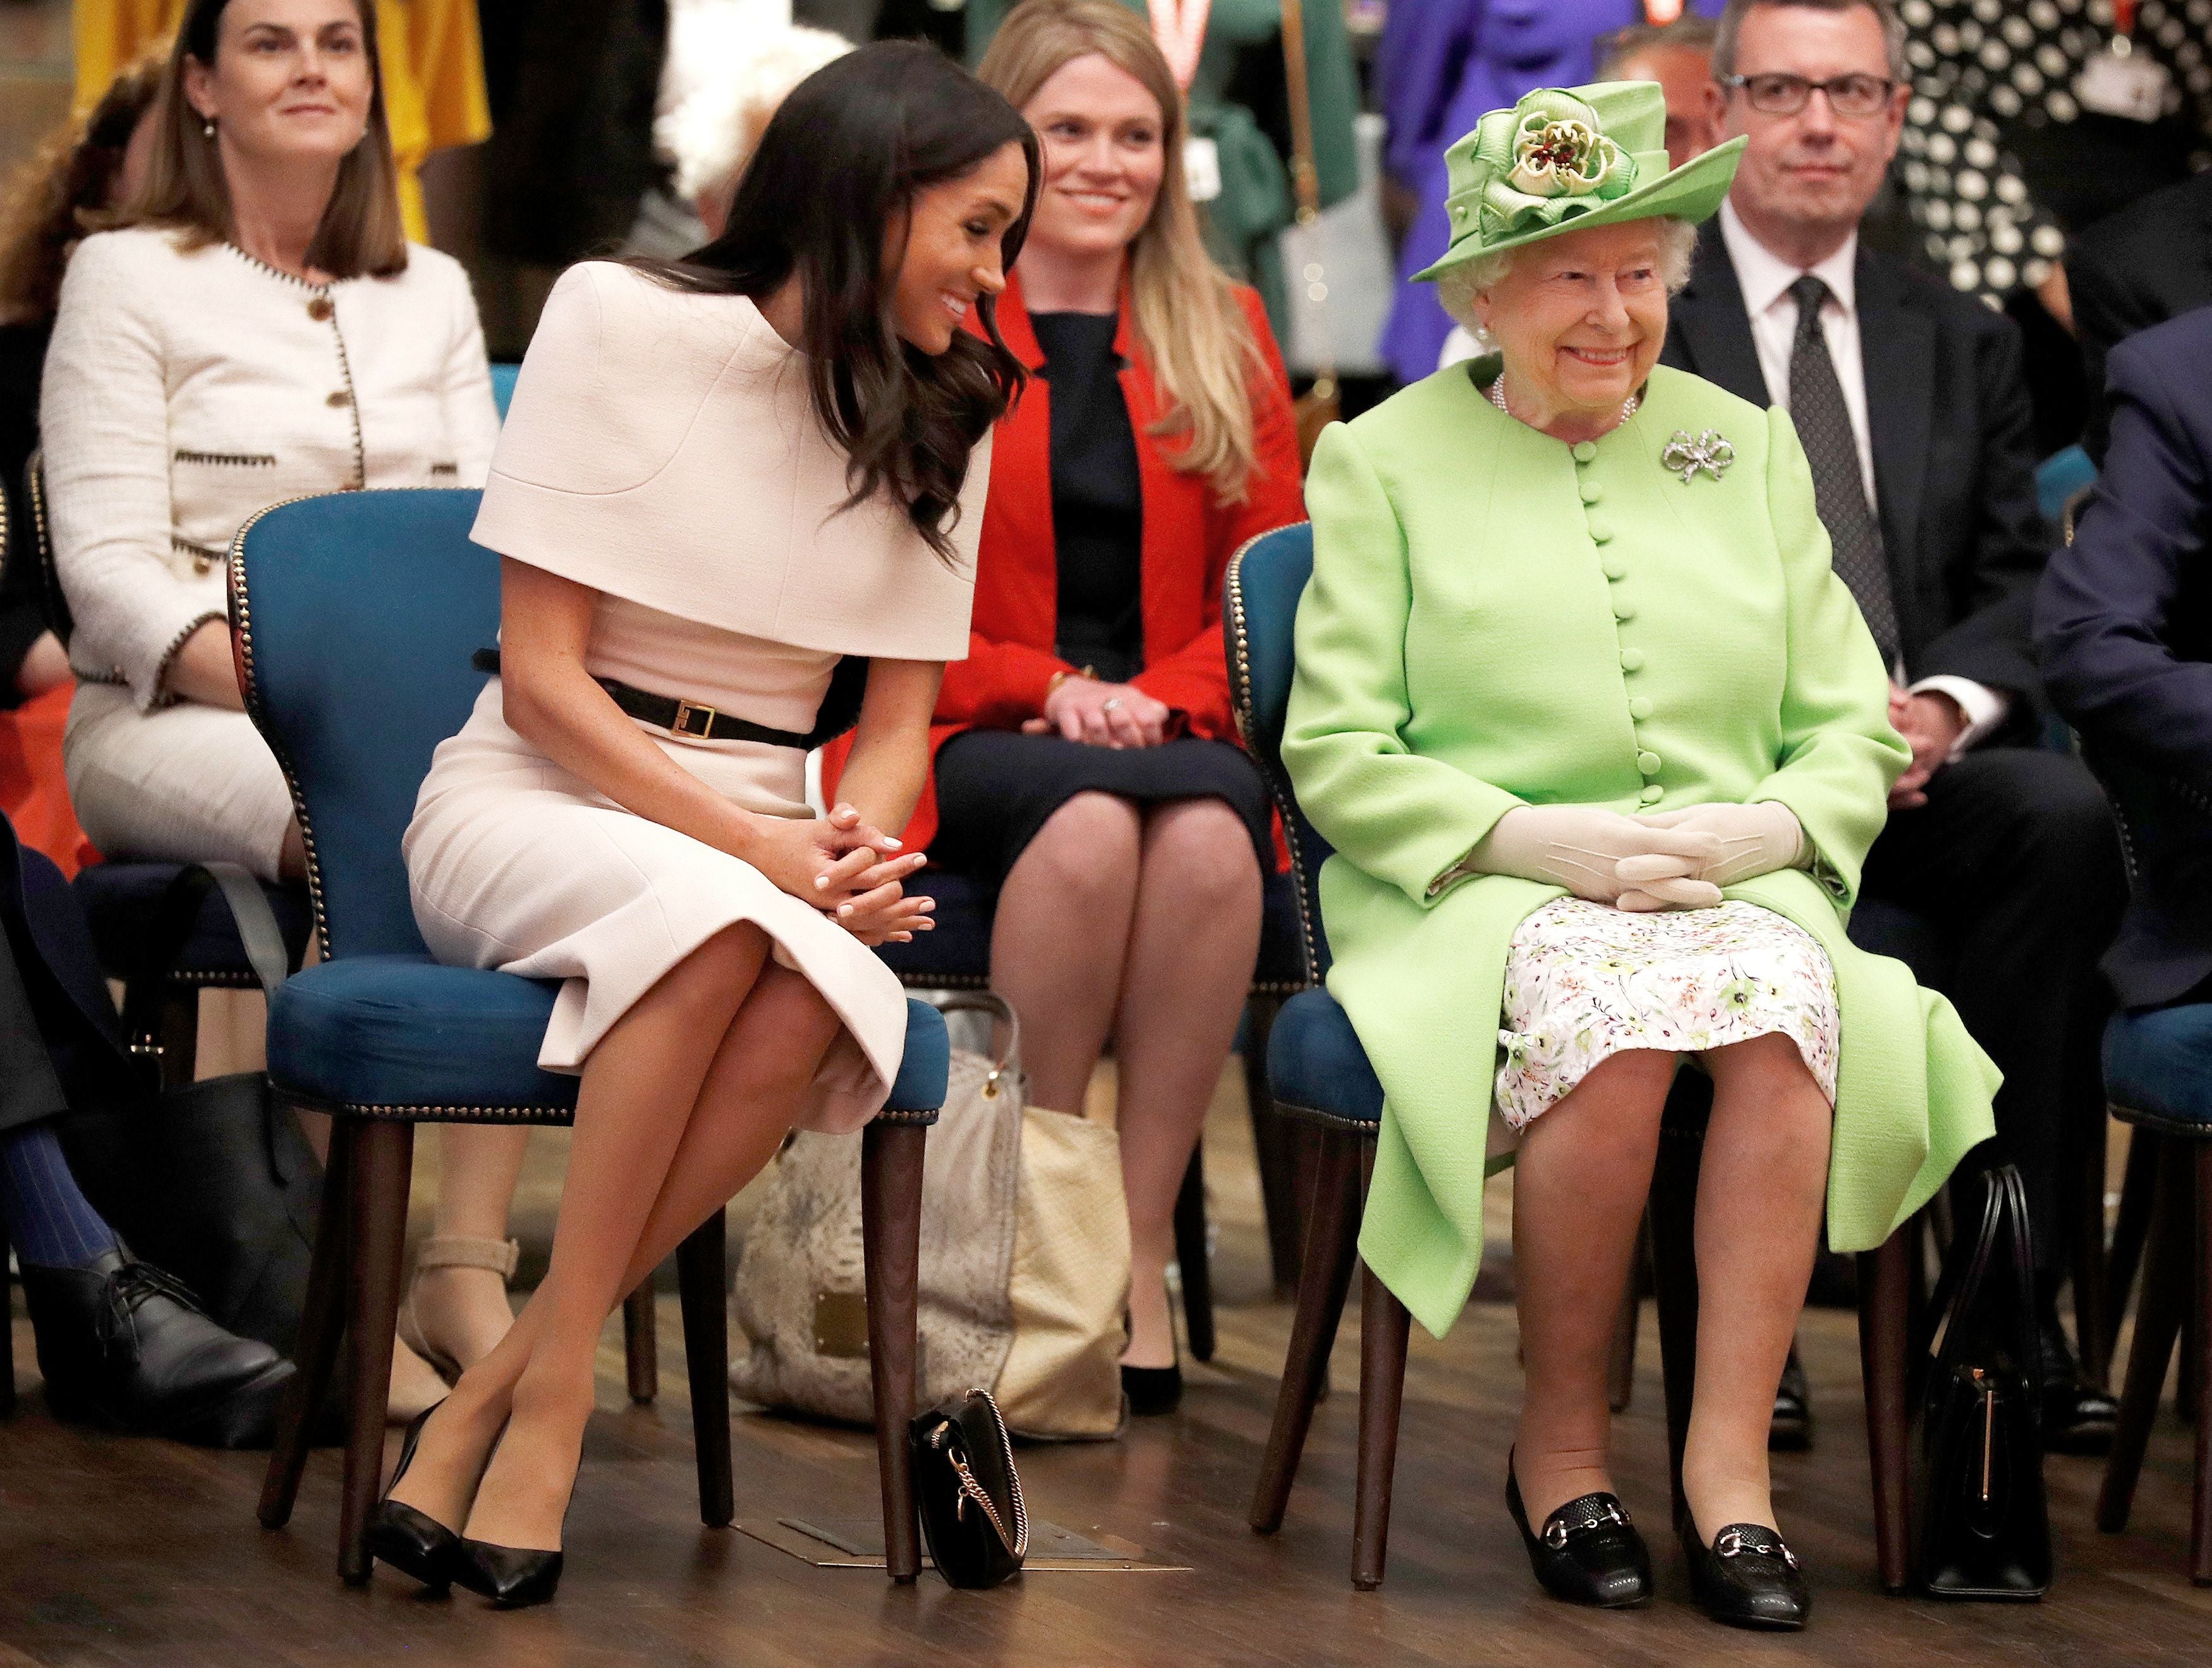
[1679,1507,1809,1631]
[1505,1456,1653,1609]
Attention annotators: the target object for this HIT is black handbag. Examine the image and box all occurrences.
[909,1387,1028,1588]
[58,864,320,1360]
[1911,1163,2051,1599]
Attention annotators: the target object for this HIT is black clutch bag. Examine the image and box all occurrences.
[910,1388,1028,1588]
[1912,1163,2051,1599]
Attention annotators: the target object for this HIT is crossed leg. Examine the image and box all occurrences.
[389,922,841,1547]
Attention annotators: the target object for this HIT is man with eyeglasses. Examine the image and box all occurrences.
[1662,0,2125,1457]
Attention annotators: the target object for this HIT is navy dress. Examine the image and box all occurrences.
[931,311,1271,887]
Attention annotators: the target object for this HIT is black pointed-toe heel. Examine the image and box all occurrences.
[454,1538,565,1609]
[1504,1453,1653,1609]
[1121,1363,1183,1417]
[1678,1506,1809,1631]
[365,1402,460,1592]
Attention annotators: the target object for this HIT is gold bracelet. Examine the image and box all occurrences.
[1045,665,1096,699]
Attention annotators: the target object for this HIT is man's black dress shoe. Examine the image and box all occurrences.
[18,1250,293,1447]
[454,1538,564,1609]
[1678,1506,1809,1631]
[1504,1456,1653,1608]
[1770,1346,1813,1453]
[2038,1310,2117,1455]
[365,1402,460,1591]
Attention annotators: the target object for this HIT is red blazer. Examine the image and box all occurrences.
[823,272,1306,852]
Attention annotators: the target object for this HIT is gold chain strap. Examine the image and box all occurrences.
[932,1391,1030,1560]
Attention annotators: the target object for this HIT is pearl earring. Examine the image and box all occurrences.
[202,116,216,138]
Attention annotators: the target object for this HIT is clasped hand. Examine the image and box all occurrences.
[1476,801,1806,911]
[1021,675,1171,748]
[746,802,934,945]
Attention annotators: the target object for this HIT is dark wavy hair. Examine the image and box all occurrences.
[634,41,1040,562]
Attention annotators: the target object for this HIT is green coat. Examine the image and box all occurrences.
[1283,358,2001,1340]
[964,0,1359,333]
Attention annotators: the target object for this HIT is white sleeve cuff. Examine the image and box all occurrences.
[1909,675,2011,759]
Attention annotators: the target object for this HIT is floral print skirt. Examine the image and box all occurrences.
[1494,897,1840,1132]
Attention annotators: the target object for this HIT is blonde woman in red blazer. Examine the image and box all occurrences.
[827,0,1301,1413]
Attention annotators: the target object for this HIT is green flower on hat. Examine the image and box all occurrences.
[1413,81,1747,284]
[1501,95,1635,207]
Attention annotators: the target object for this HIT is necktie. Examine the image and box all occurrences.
[1787,275,1902,670]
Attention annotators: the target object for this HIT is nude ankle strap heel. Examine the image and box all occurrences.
[398,1236,522,1381]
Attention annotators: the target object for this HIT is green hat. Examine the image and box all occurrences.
[1413,82,1746,282]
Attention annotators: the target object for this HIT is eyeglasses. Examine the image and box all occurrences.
[1720,72,1897,118]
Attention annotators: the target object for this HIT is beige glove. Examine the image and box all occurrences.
[1636,802,1809,887]
[1457,805,1725,909]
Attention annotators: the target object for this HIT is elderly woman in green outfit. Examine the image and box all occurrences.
[1284,83,1997,1632]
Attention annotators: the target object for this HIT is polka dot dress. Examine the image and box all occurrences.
[1898,0,2212,305]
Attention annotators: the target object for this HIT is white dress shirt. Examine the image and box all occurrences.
[1717,202,2008,755]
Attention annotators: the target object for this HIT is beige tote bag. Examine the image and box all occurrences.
[731,994,1129,1440]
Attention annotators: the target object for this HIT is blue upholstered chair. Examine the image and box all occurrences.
[234,490,948,1585]
[2089,759,2212,1583]
[1225,523,1916,1592]
[21,451,315,1084]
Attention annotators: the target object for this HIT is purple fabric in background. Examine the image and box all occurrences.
[1378,0,1723,386]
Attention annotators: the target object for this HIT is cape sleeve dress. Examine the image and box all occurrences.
[403,260,985,1133]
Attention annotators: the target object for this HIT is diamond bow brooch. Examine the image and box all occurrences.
[1661,428,1734,485]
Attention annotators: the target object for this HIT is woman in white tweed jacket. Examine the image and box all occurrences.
[38,0,515,1422]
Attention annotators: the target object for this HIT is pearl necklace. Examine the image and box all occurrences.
[1488,373,1639,433]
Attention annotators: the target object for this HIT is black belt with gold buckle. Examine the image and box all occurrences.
[469,648,816,749]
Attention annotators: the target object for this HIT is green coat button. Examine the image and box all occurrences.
[1613,601,1635,622]
[1572,440,1598,463]
[1639,783,1665,804]
[1588,519,1613,543]
[1603,557,1627,581]
[1629,696,1653,719]
[1620,648,1644,672]
[1579,480,1602,505]
[1638,751,1663,775]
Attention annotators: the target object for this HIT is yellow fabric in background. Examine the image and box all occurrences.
[71,0,491,244]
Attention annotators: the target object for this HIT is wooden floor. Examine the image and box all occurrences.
[4,1080,2211,1667]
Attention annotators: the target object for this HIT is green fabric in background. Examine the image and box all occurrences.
[963,0,1359,336]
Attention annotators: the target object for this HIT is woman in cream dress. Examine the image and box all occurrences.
[375,44,1039,1609]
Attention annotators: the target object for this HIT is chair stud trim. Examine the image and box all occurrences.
[1224,531,1325,989]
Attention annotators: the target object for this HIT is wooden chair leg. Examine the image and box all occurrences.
[1857,1228,1914,1595]
[260,1116,355,1530]
[676,1210,733,1528]
[2193,1145,2212,1586]
[623,1285,659,1405]
[861,1119,927,1583]
[2107,1124,2158,1365]
[1244,996,1310,1296]
[337,1120,413,1586]
[2075,1106,2115,1391]
[1351,1260,1410,1591]
[1607,1218,1648,1415]
[1648,1121,1704,1519]
[1249,1128,1363,1533]
[1174,1145,1216,1364]
[2101,1135,2187,1535]
[1,1224,15,1418]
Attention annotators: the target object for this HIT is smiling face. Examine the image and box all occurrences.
[1472,219,1671,421]
[1019,52,1167,269]
[883,140,1032,355]
[1722,2,1905,253]
[183,0,374,171]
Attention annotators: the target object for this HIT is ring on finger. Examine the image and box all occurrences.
[1102,696,1122,711]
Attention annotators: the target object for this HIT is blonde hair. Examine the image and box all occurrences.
[1437,216,1699,349]
[104,0,407,279]
[979,0,1268,504]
